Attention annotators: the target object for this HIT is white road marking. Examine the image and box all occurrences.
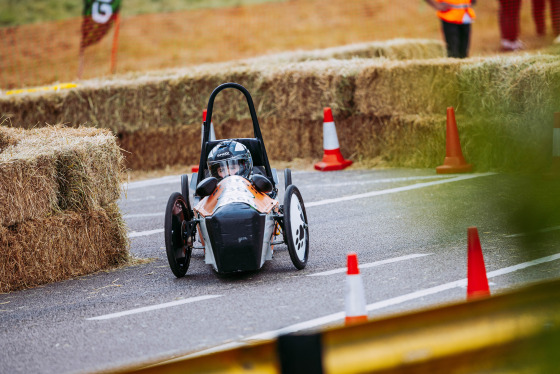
[128,229,164,238]
[125,196,157,202]
[124,175,181,190]
[504,225,560,238]
[307,253,433,276]
[485,254,560,277]
[306,173,495,207]
[305,174,454,188]
[458,281,496,289]
[87,295,222,321]
[124,212,164,218]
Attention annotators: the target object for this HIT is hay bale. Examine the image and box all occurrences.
[0,66,267,133]
[256,59,370,121]
[376,114,447,168]
[457,114,553,173]
[355,54,560,118]
[369,39,445,60]
[374,113,554,172]
[0,204,129,293]
[0,126,59,227]
[118,115,338,170]
[245,39,445,63]
[258,117,323,160]
[0,156,59,228]
[0,58,370,135]
[458,55,560,120]
[93,39,444,79]
[0,39,443,133]
[355,58,464,117]
[0,126,22,152]
[118,125,201,170]
[0,125,130,292]
[3,126,124,212]
[101,59,365,127]
[50,128,124,211]
[454,55,560,172]
[0,125,124,226]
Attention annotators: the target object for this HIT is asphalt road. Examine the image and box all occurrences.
[1,168,559,374]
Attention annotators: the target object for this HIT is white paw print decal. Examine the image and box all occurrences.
[293,203,306,252]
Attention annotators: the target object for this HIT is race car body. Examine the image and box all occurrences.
[194,176,279,273]
[163,82,309,278]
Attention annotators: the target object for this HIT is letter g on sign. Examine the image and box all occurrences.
[92,0,113,24]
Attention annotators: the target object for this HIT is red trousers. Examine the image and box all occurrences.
[499,0,522,41]
[532,0,560,35]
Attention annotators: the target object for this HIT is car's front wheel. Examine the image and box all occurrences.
[283,185,309,270]
[164,192,192,277]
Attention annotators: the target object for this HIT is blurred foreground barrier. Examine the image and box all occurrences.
[113,278,560,374]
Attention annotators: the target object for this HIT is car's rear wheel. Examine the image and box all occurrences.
[283,185,309,270]
[164,192,193,277]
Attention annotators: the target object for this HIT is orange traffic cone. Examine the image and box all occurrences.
[436,107,473,174]
[192,109,216,173]
[543,112,560,180]
[314,107,352,171]
[467,227,490,299]
[345,252,368,325]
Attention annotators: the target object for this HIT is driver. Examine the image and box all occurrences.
[207,140,253,181]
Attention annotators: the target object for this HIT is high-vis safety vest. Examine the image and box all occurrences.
[436,0,476,24]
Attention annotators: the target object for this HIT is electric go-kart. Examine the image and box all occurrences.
[164,82,309,277]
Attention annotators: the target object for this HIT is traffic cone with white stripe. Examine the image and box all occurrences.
[345,252,368,325]
[467,227,490,300]
[436,107,473,174]
[314,107,353,171]
[192,109,216,172]
[544,112,560,180]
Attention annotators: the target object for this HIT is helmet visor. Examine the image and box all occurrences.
[208,159,245,180]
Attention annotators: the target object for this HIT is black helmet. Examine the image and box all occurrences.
[207,141,253,180]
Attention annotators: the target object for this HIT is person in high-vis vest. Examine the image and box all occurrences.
[425,0,476,58]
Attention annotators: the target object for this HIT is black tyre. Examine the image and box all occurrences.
[181,174,192,210]
[284,168,292,190]
[283,185,309,270]
[164,192,193,277]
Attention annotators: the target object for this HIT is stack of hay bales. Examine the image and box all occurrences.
[354,55,560,171]
[0,125,129,293]
[1,39,559,172]
[0,39,445,170]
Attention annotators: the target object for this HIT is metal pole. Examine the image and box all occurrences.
[110,13,120,75]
